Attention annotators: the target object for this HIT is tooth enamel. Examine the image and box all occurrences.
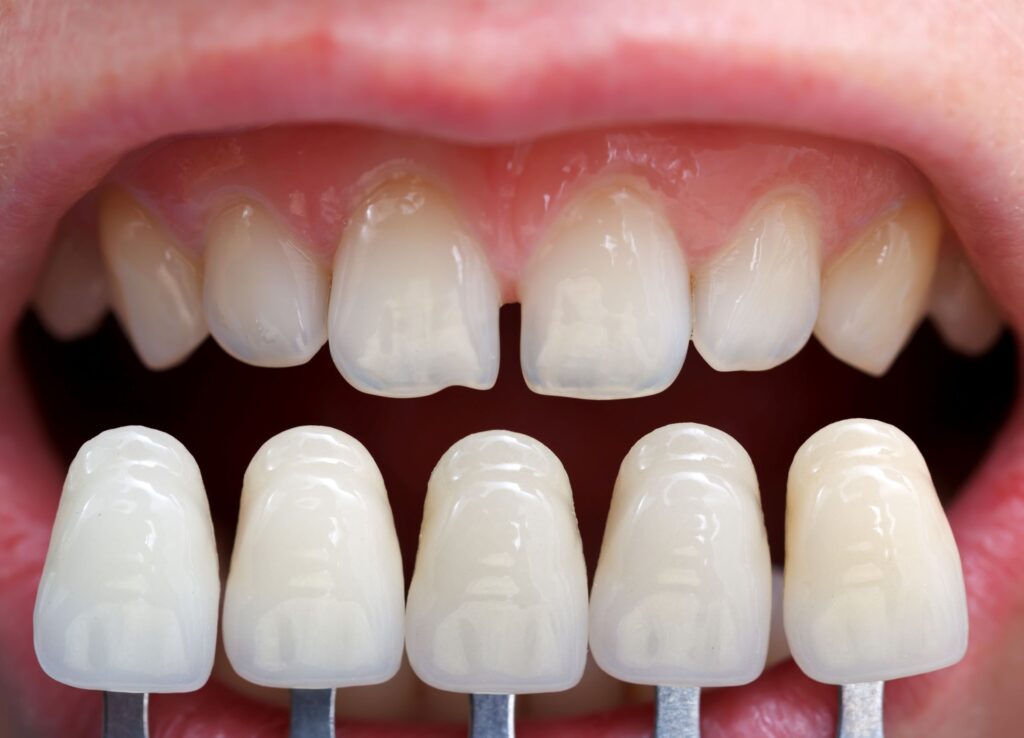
[814,199,941,376]
[32,225,108,340]
[519,182,690,399]
[589,423,772,687]
[784,418,968,684]
[328,177,501,397]
[98,189,208,370]
[693,195,821,371]
[405,431,588,693]
[33,426,219,692]
[204,202,329,367]
[222,426,404,689]
[929,244,1003,356]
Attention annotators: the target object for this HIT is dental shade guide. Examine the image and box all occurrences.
[836,682,884,738]
[103,692,149,738]
[469,693,515,738]
[290,688,336,738]
[654,686,701,738]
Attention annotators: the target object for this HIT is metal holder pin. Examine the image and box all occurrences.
[836,682,884,738]
[103,692,149,738]
[654,686,701,738]
[469,693,515,738]
[290,688,336,738]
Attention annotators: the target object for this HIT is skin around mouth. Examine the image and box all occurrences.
[2,1,1024,737]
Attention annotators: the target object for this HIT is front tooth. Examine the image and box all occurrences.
[814,199,941,376]
[929,243,1003,356]
[222,426,404,688]
[32,224,108,340]
[98,189,208,370]
[405,431,588,693]
[328,176,501,397]
[784,419,968,684]
[589,423,772,687]
[204,202,329,367]
[519,182,690,399]
[692,194,821,371]
[33,426,219,692]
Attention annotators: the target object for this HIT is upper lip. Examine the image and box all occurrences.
[3,3,1022,344]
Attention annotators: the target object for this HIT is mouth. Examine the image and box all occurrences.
[3,3,1024,737]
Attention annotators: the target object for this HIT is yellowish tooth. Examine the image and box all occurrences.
[519,181,691,399]
[204,202,329,368]
[692,194,822,371]
[929,243,1003,356]
[98,188,207,370]
[329,176,500,397]
[784,419,968,684]
[814,198,941,376]
[32,225,108,340]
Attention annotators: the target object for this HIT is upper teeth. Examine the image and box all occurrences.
[42,153,998,394]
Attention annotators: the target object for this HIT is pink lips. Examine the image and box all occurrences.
[2,1,1024,735]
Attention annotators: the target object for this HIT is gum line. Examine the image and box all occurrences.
[110,124,927,294]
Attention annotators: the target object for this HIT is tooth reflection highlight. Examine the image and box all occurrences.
[405,431,588,694]
[32,224,108,340]
[33,426,219,692]
[589,423,772,687]
[784,419,968,684]
[223,426,404,689]
[929,243,1003,356]
[814,199,941,376]
[693,194,821,371]
[204,203,329,367]
[519,182,691,399]
[329,177,501,397]
[98,189,207,370]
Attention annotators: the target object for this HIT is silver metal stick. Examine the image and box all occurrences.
[654,686,700,738]
[836,682,884,738]
[102,692,149,738]
[290,688,336,738]
[469,693,515,738]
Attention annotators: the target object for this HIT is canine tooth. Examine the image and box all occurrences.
[32,225,108,340]
[33,427,219,692]
[929,244,1003,355]
[223,426,404,689]
[519,182,690,399]
[589,423,772,687]
[204,203,329,367]
[405,431,588,693]
[329,177,500,397]
[98,189,207,370]
[814,199,941,376]
[785,419,968,684]
[693,195,821,371]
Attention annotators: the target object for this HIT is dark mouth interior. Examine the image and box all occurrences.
[16,305,1017,576]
